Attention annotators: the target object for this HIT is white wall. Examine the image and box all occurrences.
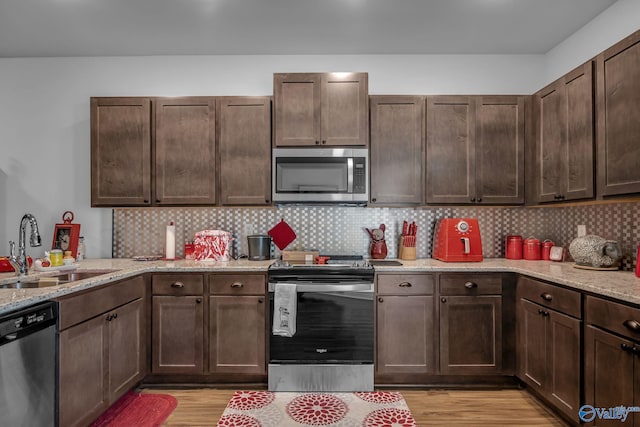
[0,0,637,259]
[544,0,640,84]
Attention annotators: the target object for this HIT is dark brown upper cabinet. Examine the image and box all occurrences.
[217,97,271,206]
[91,97,152,207]
[155,97,217,205]
[426,96,524,205]
[533,61,594,204]
[596,30,640,198]
[369,96,424,205]
[273,72,368,147]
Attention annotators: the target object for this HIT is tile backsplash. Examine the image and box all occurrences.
[113,201,640,271]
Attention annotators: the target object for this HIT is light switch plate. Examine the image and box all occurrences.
[577,225,587,237]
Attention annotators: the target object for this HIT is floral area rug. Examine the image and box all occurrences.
[216,390,417,427]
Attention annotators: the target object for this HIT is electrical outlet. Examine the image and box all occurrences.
[577,225,587,237]
[243,223,256,237]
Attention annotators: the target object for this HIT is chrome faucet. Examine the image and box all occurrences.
[8,213,42,276]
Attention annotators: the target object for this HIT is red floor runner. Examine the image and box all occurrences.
[91,391,177,427]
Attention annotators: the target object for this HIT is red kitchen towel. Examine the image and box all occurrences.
[268,219,296,250]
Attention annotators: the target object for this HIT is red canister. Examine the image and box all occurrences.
[523,237,541,260]
[541,240,554,261]
[506,235,523,259]
[635,243,640,278]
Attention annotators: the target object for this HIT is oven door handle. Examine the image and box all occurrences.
[269,283,373,293]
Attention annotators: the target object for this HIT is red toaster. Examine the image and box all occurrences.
[432,218,483,262]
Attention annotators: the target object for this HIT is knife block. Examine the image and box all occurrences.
[398,236,416,260]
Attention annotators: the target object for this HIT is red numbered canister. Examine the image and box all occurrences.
[523,237,541,260]
[541,240,554,260]
[506,235,523,259]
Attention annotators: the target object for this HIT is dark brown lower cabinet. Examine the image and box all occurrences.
[439,295,502,374]
[209,295,266,374]
[585,295,640,426]
[376,295,435,376]
[152,295,205,374]
[518,299,581,422]
[58,278,146,427]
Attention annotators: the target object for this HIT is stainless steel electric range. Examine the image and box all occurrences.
[268,256,374,392]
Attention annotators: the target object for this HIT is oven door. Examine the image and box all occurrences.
[269,282,374,364]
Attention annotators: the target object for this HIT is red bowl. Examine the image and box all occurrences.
[0,256,32,272]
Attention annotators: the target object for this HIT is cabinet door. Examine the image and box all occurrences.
[376,295,434,375]
[440,295,502,374]
[209,295,266,374]
[564,62,594,201]
[584,325,635,426]
[274,73,321,146]
[155,97,216,204]
[370,96,424,204]
[426,96,476,204]
[547,309,581,423]
[517,299,547,392]
[596,31,640,197]
[534,62,594,203]
[91,97,151,206]
[218,97,272,205]
[475,96,524,204]
[321,72,369,146]
[152,296,204,374]
[535,83,566,203]
[59,314,109,427]
[108,298,145,403]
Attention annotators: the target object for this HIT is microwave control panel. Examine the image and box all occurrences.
[354,158,366,194]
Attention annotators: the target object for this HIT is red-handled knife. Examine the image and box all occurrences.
[402,221,408,236]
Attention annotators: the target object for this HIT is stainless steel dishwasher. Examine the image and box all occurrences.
[0,301,57,427]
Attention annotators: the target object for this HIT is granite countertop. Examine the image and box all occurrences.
[1,257,639,315]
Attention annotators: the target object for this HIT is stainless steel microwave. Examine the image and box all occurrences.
[272,148,369,204]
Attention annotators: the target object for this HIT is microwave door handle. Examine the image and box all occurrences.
[347,157,354,193]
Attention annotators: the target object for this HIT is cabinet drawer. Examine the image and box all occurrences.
[586,296,640,339]
[439,274,502,295]
[377,274,435,295]
[517,276,581,318]
[152,274,204,295]
[209,274,266,295]
[58,276,144,330]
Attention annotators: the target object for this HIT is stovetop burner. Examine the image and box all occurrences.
[268,254,373,282]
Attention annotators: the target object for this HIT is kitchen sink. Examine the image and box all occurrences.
[0,270,119,289]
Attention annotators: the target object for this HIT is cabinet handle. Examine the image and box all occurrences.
[143,199,149,204]
[378,297,384,303]
[322,140,327,145]
[258,298,264,303]
[540,293,553,302]
[620,343,640,356]
[477,198,482,203]
[470,198,476,202]
[464,281,477,289]
[441,297,447,303]
[315,141,320,145]
[231,282,244,288]
[106,314,113,321]
[265,199,270,203]
[398,282,412,288]
[623,319,640,332]
[171,282,185,288]
[195,298,202,304]
[156,199,161,203]
[371,198,377,203]
[113,313,118,319]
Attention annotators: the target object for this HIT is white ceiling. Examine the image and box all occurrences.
[0,0,618,57]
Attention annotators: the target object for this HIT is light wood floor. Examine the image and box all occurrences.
[141,387,569,426]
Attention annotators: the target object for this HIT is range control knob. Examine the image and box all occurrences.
[456,220,470,233]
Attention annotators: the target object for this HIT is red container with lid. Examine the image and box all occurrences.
[523,237,541,260]
[506,235,523,259]
[541,240,554,261]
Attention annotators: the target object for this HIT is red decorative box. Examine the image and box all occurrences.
[193,230,232,261]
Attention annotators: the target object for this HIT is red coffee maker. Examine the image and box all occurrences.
[432,218,483,262]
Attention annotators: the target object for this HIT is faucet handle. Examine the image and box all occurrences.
[9,241,15,258]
